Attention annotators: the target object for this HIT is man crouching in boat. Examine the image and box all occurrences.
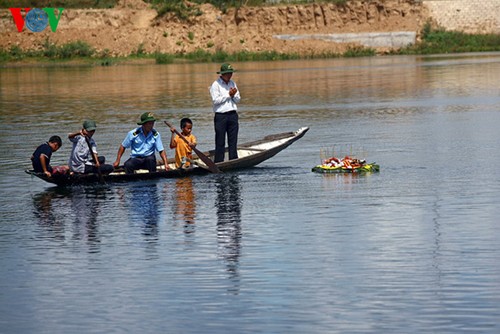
[68,120,114,175]
[31,135,68,177]
[113,112,169,174]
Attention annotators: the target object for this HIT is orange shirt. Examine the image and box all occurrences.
[173,133,197,168]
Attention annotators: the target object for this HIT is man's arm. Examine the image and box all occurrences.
[40,154,51,177]
[159,150,169,170]
[113,145,126,168]
[68,130,83,140]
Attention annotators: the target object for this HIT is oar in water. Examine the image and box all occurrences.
[84,135,105,183]
[164,121,221,173]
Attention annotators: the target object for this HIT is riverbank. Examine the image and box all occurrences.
[1,0,425,58]
[1,0,499,67]
[2,24,500,67]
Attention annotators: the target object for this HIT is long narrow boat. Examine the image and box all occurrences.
[26,127,309,186]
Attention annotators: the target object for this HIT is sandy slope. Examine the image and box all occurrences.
[0,0,429,56]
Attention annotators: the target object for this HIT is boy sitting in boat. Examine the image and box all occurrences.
[169,118,197,169]
[31,135,68,177]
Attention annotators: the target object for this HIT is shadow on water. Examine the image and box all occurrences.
[32,185,108,252]
[215,173,242,293]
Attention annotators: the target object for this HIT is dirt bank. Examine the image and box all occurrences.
[0,0,429,56]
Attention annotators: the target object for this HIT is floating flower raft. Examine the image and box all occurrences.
[312,156,380,174]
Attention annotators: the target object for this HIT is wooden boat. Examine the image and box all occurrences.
[26,127,309,186]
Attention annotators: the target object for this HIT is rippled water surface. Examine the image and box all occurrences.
[1,53,500,333]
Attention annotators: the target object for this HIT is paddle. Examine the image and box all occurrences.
[84,135,105,183]
[164,121,221,173]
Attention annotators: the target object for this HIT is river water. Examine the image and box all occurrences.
[1,53,500,333]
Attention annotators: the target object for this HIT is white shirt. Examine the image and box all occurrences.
[210,77,241,113]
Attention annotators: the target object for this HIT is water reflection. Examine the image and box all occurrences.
[32,186,107,252]
[215,174,242,292]
[319,173,369,193]
[69,187,106,252]
[118,183,160,238]
[173,178,196,235]
[32,188,69,241]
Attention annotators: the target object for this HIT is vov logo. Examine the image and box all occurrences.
[9,8,64,32]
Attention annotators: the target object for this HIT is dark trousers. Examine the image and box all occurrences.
[214,111,239,163]
[124,154,157,174]
[84,156,114,174]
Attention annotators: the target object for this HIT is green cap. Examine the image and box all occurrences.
[83,120,96,131]
[217,63,236,74]
[137,112,157,125]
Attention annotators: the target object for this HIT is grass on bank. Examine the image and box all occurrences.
[1,26,500,66]
[395,24,500,54]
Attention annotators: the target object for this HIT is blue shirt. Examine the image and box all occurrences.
[122,127,164,157]
[32,142,53,172]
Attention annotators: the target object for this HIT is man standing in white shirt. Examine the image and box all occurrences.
[210,63,241,163]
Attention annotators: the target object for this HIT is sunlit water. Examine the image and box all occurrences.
[1,53,500,333]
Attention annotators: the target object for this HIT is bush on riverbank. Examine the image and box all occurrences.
[0,39,96,61]
[395,23,500,55]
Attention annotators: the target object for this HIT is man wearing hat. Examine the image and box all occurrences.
[210,63,241,163]
[113,112,169,174]
[68,120,114,174]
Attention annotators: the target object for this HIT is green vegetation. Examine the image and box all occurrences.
[133,43,146,56]
[394,23,500,55]
[343,45,376,57]
[154,52,175,64]
[0,38,117,65]
[148,0,202,19]
[152,49,303,64]
[1,38,96,61]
